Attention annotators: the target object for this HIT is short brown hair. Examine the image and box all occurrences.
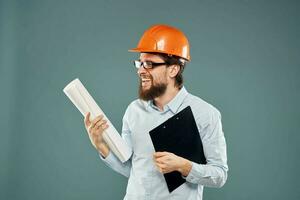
[155,53,187,89]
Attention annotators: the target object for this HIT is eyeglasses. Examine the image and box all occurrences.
[133,60,168,70]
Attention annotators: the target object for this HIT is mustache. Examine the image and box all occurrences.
[139,74,153,80]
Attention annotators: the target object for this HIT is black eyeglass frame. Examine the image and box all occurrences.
[133,60,169,70]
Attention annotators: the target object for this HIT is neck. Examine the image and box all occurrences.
[154,84,180,111]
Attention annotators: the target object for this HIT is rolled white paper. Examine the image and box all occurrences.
[63,78,132,163]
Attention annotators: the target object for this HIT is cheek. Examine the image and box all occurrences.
[157,74,168,84]
[152,71,168,83]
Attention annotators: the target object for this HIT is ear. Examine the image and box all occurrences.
[167,65,180,78]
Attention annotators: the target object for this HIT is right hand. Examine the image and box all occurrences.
[84,112,109,151]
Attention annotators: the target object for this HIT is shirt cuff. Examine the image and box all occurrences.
[183,162,205,184]
[99,151,120,166]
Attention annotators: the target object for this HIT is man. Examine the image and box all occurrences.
[84,24,228,200]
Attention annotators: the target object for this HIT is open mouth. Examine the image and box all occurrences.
[140,76,152,87]
[141,79,151,86]
[140,73,152,88]
[142,79,151,83]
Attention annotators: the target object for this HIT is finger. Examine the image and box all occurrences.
[156,163,172,174]
[154,151,169,158]
[89,123,99,134]
[90,123,109,137]
[155,156,168,164]
[89,115,104,130]
[156,162,166,168]
[95,119,107,129]
[156,163,166,172]
[90,127,100,137]
[97,124,109,133]
[84,112,91,126]
[101,124,109,131]
[154,162,163,173]
[91,115,104,124]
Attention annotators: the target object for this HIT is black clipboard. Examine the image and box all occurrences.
[149,106,206,192]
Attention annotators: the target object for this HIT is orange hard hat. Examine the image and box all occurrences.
[129,24,191,61]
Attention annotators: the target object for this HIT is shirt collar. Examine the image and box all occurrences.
[146,86,189,114]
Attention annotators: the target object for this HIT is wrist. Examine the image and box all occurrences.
[177,158,192,177]
[97,142,110,157]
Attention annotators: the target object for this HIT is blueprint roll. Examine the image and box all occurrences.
[63,78,132,163]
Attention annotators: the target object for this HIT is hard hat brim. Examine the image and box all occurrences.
[128,48,190,61]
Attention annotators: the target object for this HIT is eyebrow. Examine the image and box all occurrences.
[138,59,164,63]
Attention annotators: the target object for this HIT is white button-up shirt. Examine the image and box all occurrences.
[100,86,228,200]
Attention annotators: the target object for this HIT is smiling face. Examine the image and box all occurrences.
[138,53,169,101]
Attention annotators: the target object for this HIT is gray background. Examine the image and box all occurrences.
[1,0,299,199]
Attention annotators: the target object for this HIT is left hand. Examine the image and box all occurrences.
[153,152,192,176]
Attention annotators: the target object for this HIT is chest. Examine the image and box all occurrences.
[128,110,173,157]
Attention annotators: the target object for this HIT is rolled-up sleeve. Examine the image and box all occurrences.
[184,109,228,188]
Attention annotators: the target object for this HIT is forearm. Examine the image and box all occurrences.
[185,109,228,187]
[97,104,133,177]
[97,142,110,158]
[184,162,228,188]
[99,149,132,178]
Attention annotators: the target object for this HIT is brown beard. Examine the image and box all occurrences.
[138,77,167,101]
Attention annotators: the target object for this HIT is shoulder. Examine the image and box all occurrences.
[185,93,221,129]
[123,98,147,117]
[188,93,220,115]
[127,98,147,111]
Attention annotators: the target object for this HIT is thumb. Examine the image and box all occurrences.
[84,112,91,127]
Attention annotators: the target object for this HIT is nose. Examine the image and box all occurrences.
[137,66,148,75]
